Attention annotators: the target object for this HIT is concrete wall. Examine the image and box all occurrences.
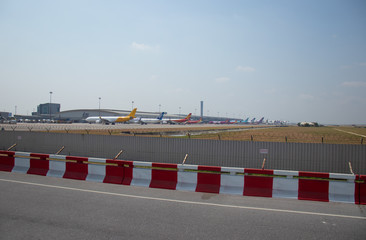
[0,131,365,174]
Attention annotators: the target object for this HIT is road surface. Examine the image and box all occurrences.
[0,171,365,239]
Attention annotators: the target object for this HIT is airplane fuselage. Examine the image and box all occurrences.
[85,108,137,124]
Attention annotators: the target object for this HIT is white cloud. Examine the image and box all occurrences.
[131,42,160,51]
[342,81,366,87]
[131,42,150,50]
[149,75,158,81]
[215,77,230,83]
[236,66,256,72]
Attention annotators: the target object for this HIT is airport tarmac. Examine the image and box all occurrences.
[0,122,263,133]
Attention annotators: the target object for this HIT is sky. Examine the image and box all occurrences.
[1,0,365,124]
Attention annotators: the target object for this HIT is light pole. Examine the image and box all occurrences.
[49,91,53,121]
[159,104,161,112]
[99,97,101,117]
[132,101,134,110]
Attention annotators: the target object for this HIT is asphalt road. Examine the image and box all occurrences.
[1,171,365,240]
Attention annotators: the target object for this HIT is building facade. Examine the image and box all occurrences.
[37,103,60,115]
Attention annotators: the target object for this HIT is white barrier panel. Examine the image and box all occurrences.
[86,158,106,183]
[47,155,66,178]
[220,167,244,195]
[176,164,198,192]
[329,173,356,203]
[131,162,152,187]
[272,170,299,199]
[12,152,31,173]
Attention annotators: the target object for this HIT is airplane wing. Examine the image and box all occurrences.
[100,117,112,125]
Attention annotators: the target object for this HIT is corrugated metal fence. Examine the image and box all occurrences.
[0,131,365,174]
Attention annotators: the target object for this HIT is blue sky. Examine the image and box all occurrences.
[1,0,365,124]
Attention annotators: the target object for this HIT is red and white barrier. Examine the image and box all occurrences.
[13,152,31,174]
[47,154,66,178]
[220,167,244,195]
[0,151,365,205]
[177,164,198,192]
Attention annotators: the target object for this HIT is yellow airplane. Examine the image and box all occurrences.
[86,108,137,124]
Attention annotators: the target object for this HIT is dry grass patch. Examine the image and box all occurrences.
[190,126,365,144]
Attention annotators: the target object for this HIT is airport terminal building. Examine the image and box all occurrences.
[12,103,234,123]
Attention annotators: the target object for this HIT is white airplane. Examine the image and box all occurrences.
[85,108,137,124]
[130,112,166,125]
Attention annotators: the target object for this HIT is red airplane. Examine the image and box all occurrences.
[166,113,192,124]
[185,118,202,124]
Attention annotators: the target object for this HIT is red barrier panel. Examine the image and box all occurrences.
[0,151,15,172]
[63,156,88,180]
[356,175,366,205]
[196,166,221,194]
[244,169,274,197]
[121,160,133,185]
[104,160,133,185]
[150,163,178,190]
[298,172,329,202]
[27,153,49,176]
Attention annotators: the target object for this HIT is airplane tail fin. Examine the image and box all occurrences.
[128,108,137,118]
[185,113,192,120]
[157,112,166,120]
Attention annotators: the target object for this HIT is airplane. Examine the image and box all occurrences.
[185,118,202,124]
[209,120,232,124]
[228,120,238,124]
[250,118,256,124]
[131,112,166,125]
[85,108,137,124]
[165,113,192,124]
[254,117,264,124]
[237,117,250,124]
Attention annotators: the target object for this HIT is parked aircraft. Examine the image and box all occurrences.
[165,113,192,124]
[254,117,264,124]
[131,112,166,125]
[185,118,202,124]
[242,117,249,124]
[85,108,137,124]
[209,120,234,124]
